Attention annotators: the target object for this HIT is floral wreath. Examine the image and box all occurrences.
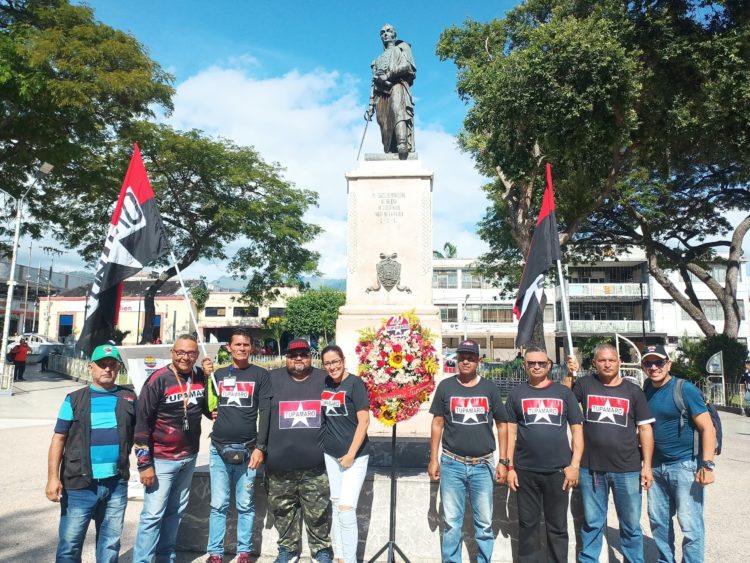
[356,310,439,426]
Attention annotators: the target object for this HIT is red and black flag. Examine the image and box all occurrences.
[77,144,169,356]
[513,164,562,348]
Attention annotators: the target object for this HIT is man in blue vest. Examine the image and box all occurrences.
[45,344,136,563]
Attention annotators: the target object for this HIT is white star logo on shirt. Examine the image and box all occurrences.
[226,392,242,406]
[290,402,311,427]
[462,408,480,423]
[533,401,553,424]
[597,399,617,423]
[325,403,339,415]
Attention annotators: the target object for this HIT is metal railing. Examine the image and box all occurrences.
[48,353,322,386]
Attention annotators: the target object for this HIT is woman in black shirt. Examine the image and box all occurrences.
[321,345,370,563]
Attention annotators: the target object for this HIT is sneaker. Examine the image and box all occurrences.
[205,556,222,563]
[236,554,251,563]
[313,547,334,563]
[275,547,299,563]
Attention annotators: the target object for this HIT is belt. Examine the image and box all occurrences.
[442,449,494,465]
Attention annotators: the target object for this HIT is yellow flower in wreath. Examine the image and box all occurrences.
[424,358,438,375]
[388,351,405,369]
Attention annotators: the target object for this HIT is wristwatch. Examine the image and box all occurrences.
[499,458,510,467]
[701,460,715,471]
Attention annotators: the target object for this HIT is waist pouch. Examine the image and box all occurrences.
[218,443,251,464]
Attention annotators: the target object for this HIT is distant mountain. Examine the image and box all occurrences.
[208,275,346,292]
[304,276,346,290]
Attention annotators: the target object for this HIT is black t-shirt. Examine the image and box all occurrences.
[506,381,583,472]
[266,367,327,472]
[322,374,370,459]
[429,376,507,457]
[210,364,270,448]
[573,374,655,472]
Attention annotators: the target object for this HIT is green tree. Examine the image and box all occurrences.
[264,316,287,358]
[437,0,750,338]
[185,283,209,344]
[60,121,321,342]
[284,288,346,346]
[0,0,173,248]
[433,242,458,259]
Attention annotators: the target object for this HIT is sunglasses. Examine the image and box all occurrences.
[287,351,310,359]
[642,359,668,369]
[525,360,549,368]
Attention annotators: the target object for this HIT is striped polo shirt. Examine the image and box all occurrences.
[54,386,120,479]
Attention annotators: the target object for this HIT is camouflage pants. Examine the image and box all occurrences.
[266,466,331,554]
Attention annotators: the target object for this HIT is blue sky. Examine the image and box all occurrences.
[89,1,514,134]
[40,1,518,279]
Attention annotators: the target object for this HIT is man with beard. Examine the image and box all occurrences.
[261,339,332,563]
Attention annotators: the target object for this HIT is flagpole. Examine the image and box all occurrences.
[168,250,218,390]
[556,259,576,376]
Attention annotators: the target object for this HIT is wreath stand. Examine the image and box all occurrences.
[368,424,410,563]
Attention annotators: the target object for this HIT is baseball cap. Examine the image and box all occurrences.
[641,344,669,360]
[285,339,311,355]
[91,344,122,363]
[456,339,480,356]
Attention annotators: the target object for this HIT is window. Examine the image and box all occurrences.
[438,306,457,323]
[58,314,74,338]
[567,302,643,321]
[205,307,226,317]
[465,304,514,323]
[461,270,483,289]
[269,307,286,317]
[234,306,259,317]
[432,269,457,289]
[680,300,745,321]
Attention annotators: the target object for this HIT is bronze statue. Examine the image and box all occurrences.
[365,24,416,159]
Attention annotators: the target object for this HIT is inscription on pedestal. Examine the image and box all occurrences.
[373,191,405,224]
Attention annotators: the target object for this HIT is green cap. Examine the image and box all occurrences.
[91,344,122,363]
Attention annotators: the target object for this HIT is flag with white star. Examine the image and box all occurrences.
[77,144,170,356]
[585,395,630,427]
[449,396,489,425]
[521,398,563,426]
[220,380,255,407]
[279,400,322,429]
[321,390,348,416]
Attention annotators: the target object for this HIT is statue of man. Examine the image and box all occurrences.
[366,24,416,159]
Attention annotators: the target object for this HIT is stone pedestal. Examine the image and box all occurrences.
[335,156,443,437]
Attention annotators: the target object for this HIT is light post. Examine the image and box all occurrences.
[1,163,53,392]
[463,293,470,341]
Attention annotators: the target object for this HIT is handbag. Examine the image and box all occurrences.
[218,442,251,464]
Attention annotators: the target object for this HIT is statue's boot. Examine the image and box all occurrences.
[395,122,409,160]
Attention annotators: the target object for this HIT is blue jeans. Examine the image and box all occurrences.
[56,477,128,563]
[439,454,495,563]
[133,455,197,563]
[578,468,644,563]
[647,459,704,563]
[207,445,257,556]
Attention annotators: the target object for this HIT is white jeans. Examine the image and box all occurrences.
[324,453,369,563]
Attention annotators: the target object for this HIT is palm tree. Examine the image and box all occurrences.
[433,242,458,259]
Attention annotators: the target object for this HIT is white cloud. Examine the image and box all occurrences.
[165,65,491,280]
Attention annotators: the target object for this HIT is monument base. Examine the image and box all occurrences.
[335,305,443,437]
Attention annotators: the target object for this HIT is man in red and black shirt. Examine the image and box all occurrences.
[132,334,213,563]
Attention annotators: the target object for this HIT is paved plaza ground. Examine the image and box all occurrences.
[1,363,749,562]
